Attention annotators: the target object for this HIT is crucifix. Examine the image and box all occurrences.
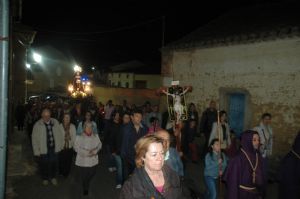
[157,80,192,151]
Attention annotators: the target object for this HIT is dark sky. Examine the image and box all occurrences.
[21,0,285,72]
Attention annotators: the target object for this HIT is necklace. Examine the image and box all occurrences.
[291,150,300,160]
[241,148,258,184]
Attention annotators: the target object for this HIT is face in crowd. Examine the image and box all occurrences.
[85,111,91,121]
[189,120,196,129]
[156,130,170,151]
[262,115,272,126]
[211,140,221,153]
[63,114,71,124]
[220,112,227,123]
[209,101,216,110]
[143,142,165,172]
[131,113,142,126]
[252,134,260,150]
[42,109,51,123]
[152,105,159,112]
[123,114,131,124]
[113,112,120,123]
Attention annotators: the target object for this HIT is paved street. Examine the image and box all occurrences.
[7,129,278,199]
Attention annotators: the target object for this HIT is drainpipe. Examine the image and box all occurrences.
[0,0,9,197]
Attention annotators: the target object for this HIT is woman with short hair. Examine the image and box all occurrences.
[74,122,102,196]
[120,134,184,199]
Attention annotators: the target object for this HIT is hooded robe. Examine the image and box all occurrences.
[223,130,265,199]
[278,132,300,199]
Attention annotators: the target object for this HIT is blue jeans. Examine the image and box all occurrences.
[106,145,115,168]
[204,176,217,199]
[113,154,123,185]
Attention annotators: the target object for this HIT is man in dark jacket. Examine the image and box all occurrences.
[199,100,217,156]
[104,111,121,173]
[121,109,148,180]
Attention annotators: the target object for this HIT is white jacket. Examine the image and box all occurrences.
[32,118,63,156]
[253,123,273,158]
[59,123,77,149]
[209,122,231,149]
[74,134,102,167]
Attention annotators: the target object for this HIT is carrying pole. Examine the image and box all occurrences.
[217,110,222,198]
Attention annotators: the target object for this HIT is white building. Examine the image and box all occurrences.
[107,60,162,89]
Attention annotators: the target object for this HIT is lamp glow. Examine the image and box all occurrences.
[33,52,42,63]
[74,65,82,72]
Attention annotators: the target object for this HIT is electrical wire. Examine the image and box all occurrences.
[34,16,163,35]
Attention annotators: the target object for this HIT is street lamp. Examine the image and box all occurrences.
[33,52,42,63]
[74,65,82,72]
[26,63,31,69]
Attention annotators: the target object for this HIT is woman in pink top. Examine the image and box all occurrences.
[148,117,162,134]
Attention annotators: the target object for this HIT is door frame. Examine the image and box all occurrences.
[219,88,252,132]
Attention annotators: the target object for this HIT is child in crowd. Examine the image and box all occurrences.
[204,138,227,199]
[147,117,162,134]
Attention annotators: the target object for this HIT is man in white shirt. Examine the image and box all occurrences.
[253,113,273,158]
[253,112,273,184]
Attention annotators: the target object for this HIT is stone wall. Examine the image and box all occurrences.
[162,37,300,155]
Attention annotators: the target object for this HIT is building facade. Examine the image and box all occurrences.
[161,3,300,155]
[108,72,162,89]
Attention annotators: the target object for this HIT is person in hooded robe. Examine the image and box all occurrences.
[223,130,266,199]
[278,132,300,199]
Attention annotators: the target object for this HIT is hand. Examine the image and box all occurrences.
[179,152,183,157]
[219,171,223,176]
[218,159,222,164]
[89,150,96,156]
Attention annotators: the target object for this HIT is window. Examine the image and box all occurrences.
[118,81,121,87]
[126,74,129,78]
[125,82,129,88]
[135,80,147,89]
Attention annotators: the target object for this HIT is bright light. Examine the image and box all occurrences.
[33,52,42,63]
[92,67,95,70]
[85,86,91,92]
[87,81,91,86]
[74,65,82,72]
[26,63,31,69]
[68,84,74,92]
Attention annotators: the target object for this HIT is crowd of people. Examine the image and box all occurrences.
[14,98,300,199]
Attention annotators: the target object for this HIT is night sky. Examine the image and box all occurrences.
[21,0,287,72]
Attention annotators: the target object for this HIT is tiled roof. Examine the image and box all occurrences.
[164,2,300,51]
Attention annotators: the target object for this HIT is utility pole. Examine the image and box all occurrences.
[162,16,165,48]
[0,0,9,198]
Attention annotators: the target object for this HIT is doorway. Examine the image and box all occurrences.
[228,93,246,137]
[219,88,251,138]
